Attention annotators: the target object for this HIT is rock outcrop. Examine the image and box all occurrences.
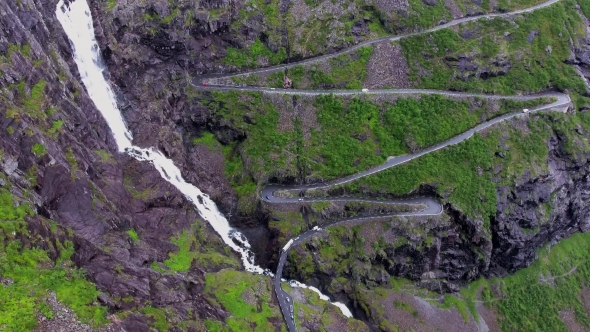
[490,134,590,276]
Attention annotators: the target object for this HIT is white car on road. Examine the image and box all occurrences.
[362,88,369,93]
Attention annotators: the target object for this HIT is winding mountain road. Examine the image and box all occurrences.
[189,0,570,330]
[271,194,446,331]
[260,90,568,332]
[193,86,569,331]
[192,0,561,85]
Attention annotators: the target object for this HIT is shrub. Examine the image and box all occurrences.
[31,143,47,157]
[127,229,139,243]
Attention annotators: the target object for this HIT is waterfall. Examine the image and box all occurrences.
[55,0,264,274]
[55,0,352,319]
[288,280,353,317]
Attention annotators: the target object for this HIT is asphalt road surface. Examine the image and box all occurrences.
[190,0,570,330]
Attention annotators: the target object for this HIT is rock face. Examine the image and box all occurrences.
[283,74,293,88]
[444,53,511,81]
[0,0,242,328]
[570,21,590,93]
[490,135,590,276]
[86,0,242,218]
[87,0,590,283]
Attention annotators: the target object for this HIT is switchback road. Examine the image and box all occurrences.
[261,89,569,332]
[194,85,569,331]
[193,75,570,332]
[189,0,570,330]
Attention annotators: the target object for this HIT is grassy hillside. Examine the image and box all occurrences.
[192,89,549,218]
[0,188,108,330]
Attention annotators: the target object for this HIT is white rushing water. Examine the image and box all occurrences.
[55,0,263,274]
[288,281,353,317]
[55,0,352,318]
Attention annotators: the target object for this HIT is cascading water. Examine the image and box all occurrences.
[55,0,352,319]
[287,280,353,317]
[55,0,263,274]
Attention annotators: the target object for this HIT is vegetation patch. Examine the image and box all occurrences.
[401,0,586,95]
[304,95,547,179]
[31,143,47,157]
[268,210,306,247]
[190,89,298,189]
[123,174,157,201]
[403,0,451,29]
[106,0,116,11]
[46,120,64,138]
[288,226,353,280]
[94,149,115,164]
[127,229,139,243]
[223,39,287,68]
[23,79,47,119]
[0,189,108,330]
[194,88,553,216]
[65,147,79,178]
[161,222,240,272]
[490,232,590,331]
[435,231,590,331]
[204,269,280,331]
[192,132,221,151]
[338,109,590,228]
[141,306,169,331]
[296,46,373,89]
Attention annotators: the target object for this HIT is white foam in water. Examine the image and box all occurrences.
[288,280,353,318]
[56,0,353,318]
[333,302,354,318]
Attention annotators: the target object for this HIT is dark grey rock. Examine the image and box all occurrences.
[350,19,370,37]
[460,29,478,39]
[527,30,539,43]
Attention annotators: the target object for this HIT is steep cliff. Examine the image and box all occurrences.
[0,0,243,329]
[85,0,590,289]
[4,0,590,330]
